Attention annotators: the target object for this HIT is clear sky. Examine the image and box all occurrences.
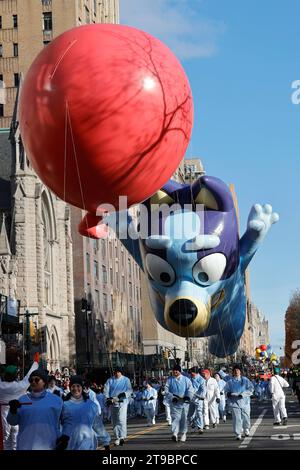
[120,0,300,356]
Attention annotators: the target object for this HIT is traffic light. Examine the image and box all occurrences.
[29,320,36,338]
[163,350,170,359]
[29,321,39,344]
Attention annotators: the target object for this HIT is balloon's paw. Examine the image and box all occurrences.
[248,204,279,234]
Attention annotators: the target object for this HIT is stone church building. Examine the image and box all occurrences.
[0,94,75,370]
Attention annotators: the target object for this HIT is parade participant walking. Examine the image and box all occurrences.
[57,376,110,450]
[214,373,227,423]
[84,380,102,413]
[269,367,289,425]
[224,365,254,440]
[161,380,172,425]
[202,369,220,429]
[7,369,62,450]
[103,367,132,446]
[0,358,38,450]
[151,379,161,417]
[96,385,110,422]
[132,386,142,418]
[165,365,194,443]
[141,382,157,426]
[47,376,64,398]
[188,367,206,434]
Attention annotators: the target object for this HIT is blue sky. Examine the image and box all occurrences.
[120,0,300,355]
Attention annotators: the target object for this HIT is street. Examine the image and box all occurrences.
[104,393,300,451]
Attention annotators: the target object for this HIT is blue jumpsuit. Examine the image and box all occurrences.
[165,374,194,436]
[7,390,62,450]
[216,379,227,422]
[224,376,254,437]
[104,375,133,441]
[141,387,158,425]
[61,397,109,450]
[188,374,206,431]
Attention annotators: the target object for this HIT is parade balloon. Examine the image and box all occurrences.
[78,213,108,239]
[19,24,193,213]
[82,174,279,357]
[260,345,267,351]
[256,348,261,354]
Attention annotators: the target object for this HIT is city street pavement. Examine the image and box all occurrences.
[102,393,300,451]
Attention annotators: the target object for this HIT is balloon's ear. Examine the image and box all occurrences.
[149,190,174,210]
[78,213,108,239]
[192,176,235,212]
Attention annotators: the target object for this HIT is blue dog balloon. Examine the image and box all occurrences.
[96,175,279,358]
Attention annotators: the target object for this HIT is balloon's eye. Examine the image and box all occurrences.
[193,253,226,286]
[145,254,175,287]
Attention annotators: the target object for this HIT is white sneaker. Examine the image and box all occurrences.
[180,433,187,442]
[167,419,172,426]
[235,435,242,441]
[223,416,226,422]
[114,439,120,446]
[152,418,156,425]
[244,429,250,437]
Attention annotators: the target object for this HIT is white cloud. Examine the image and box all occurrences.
[119,0,226,60]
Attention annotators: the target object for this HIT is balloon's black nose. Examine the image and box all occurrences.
[169,299,198,326]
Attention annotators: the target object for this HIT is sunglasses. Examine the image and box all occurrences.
[29,377,42,384]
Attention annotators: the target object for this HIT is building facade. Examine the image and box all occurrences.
[71,207,144,375]
[0,0,120,370]
[247,301,270,352]
[0,109,75,370]
[0,0,120,128]
[184,158,205,183]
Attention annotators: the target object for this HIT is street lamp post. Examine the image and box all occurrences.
[19,309,38,371]
[81,296,92,368]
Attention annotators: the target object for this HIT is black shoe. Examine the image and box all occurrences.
[273,422,281,426]
[104,445,110,451]
[282,418,288,425]
[171,434,178,442]
[212,423,217,428]
[198,428,204,434]
[119,438,125,446]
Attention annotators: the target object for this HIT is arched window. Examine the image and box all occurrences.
[48,327,60,371]
[42,197,53,307]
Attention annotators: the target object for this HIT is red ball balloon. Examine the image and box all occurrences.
[78,213,108,239]
[19,24,193,213]
[260,345,267,351]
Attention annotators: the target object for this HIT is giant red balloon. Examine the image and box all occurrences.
[19,24,193,213]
